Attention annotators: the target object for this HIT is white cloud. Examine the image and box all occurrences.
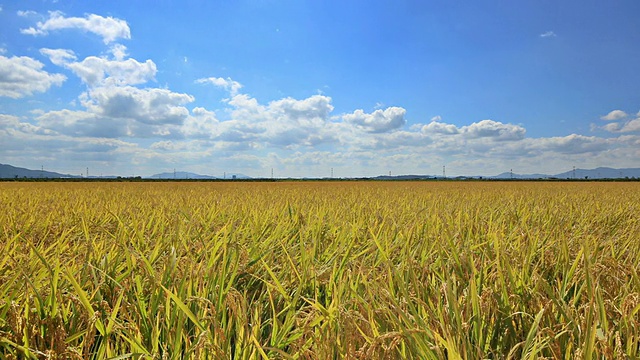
[599,110,640,133]
[0,55,66,98]
[224,94,336,147]
[617,118,640,133]
[17,10,37,17]
[33,89,198,138]
[0,114,20,127]
[40,48,157,86]
[0,114,145,172]
[69,57,156,86]
[181,107,220,138]
[35,109,126,138]
[419,118,525,141]
[540,31,557,38]
[21,11,131,44]
[526,134,609,154]
[601,110,628,121]
[110,44,128,61]
[343,107,406,133]
[196,77,243,96]
[613,117,640,133]
[421,121,459,135]
[602,122,621,132]
[461,120,526,141]
[269,95,334,122]
[82,86,194,126]
[40,48,77,65]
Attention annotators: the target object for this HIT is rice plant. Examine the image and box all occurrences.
[1,181,638,359]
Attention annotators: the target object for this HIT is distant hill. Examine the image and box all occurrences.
[0,163,79,179]
[149,171,217,179]
[148,171,252,180]
[493,172,551,179]
[493,167,640,179]
[554,167,640,179]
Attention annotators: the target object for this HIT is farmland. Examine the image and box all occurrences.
[1,181,639,359]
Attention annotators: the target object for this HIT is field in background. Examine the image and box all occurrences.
[1,181,639,359]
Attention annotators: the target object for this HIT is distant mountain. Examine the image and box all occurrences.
[554,167,640,179]
[148,171,252,180]
[148,171,217,179]
[493,172,550,179]
[493,167,640,179]
[0,163,79,178]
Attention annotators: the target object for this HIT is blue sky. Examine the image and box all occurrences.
[1,1,639,177]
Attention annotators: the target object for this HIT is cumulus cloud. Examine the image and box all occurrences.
[82,86,194,126]
[600,110,640,133]
[20,11,131,44]
[181,107,220,138]
[602,122,622,132]
[196,77,243,96]
[40,48,157,86]
[527,134,608,154]
[110,44,128,61]
[40,48,76,65]
[421,121,459,135]
[34,91,198,139]
[0,114,20,127]
[601,110,628,121]
[0,113,143,170]
[35,109,127,138]
[609,118,640,133]
[0,55,66,98]
[461,120,526,141]
[540,31,557,38]
[225,94,336,147]
[269,95,334,123]
[619,118,640,132]
[419,118,524,141]
[343,107,406,133]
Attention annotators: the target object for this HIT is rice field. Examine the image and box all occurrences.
[1,181,639,359]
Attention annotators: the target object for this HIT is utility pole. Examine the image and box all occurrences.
[271,168,274,179]
[443,166,446,179]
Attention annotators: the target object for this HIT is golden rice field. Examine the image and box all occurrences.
[1,181,639,359]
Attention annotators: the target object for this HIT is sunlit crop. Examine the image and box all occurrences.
[1,181,639,359]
